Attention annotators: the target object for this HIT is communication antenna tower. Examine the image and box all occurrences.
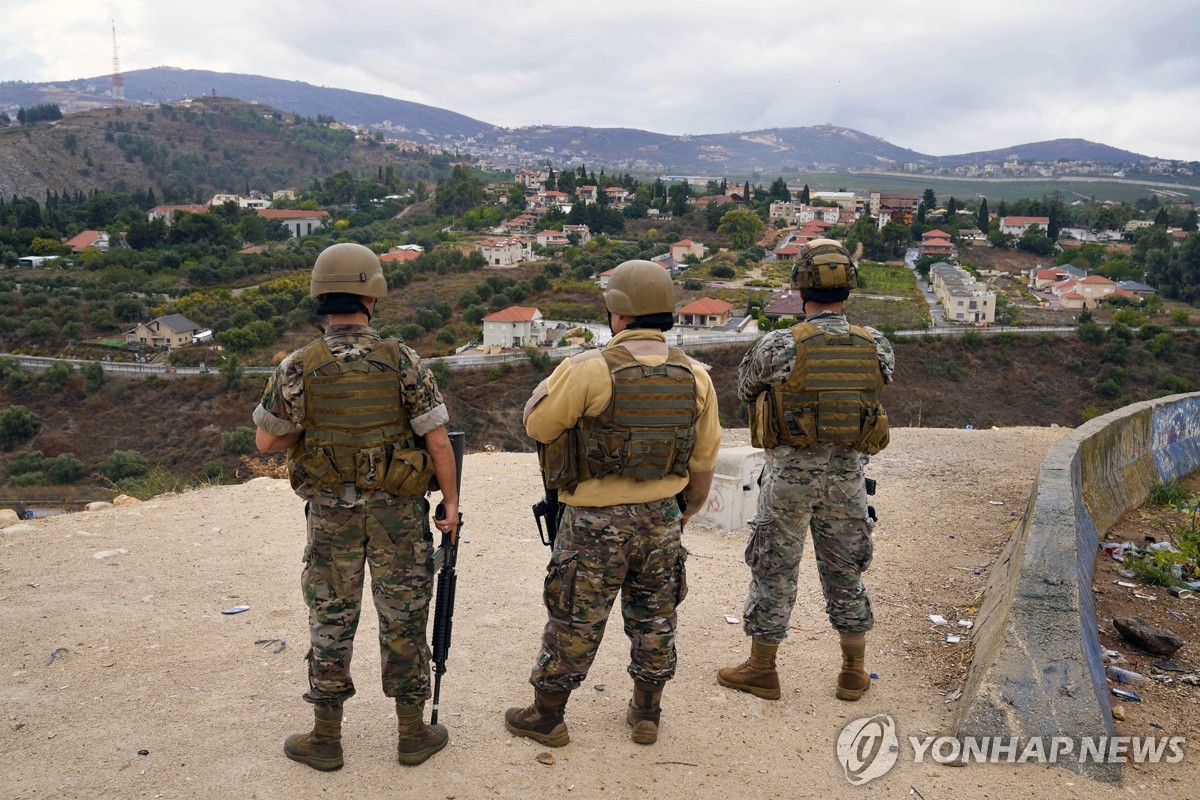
[111,21,125,109]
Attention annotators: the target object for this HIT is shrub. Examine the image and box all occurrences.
[1161,375,1194,394]
[102,449,151,481]
[40,361,74,392]
[436,327,457,345]
[683,279,703,290]
[427,359,452,389]
[0,405,42,448]
[524,347,552,372]
[46,452,84,483]
[1076,321,1106,345]
[111,464,189,500]
[6,450,46,477]
[1147,478,1191,507]
[220,427,256,455]
[486,362,512,381]
[961,330,984,350]
[710,265,735,279]
[1170,309,1190,325]
[400,323,424,342]
[8,471,43,487]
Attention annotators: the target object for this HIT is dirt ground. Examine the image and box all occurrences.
[1094,479,1200,756]
[2,427,1198,800]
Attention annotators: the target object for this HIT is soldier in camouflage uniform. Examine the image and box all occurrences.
[253,243,460,770]
[505,260,722,746]
[717,239,894,702]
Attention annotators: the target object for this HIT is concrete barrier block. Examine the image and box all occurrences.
[695,446,764,532]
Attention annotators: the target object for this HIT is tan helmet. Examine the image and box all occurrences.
[791,238,857,290]
[604,260,675,316]
[309,243,388,299]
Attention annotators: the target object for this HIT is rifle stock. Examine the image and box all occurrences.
[430,430,464,726]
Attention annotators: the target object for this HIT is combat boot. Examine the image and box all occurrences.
[283,702,344,771]
[836,633,871,701]
[716,638,781,700]
[396,702,449,766]
[504,689,571,747]
[626,680,663,745]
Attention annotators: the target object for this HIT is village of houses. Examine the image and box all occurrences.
[17,171,1175,361]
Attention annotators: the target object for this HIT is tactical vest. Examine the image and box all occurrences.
[286,338,435,499]
[749,321,889,454]
[541,345,698,491]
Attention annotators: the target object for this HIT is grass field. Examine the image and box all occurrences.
[856,263,919,297]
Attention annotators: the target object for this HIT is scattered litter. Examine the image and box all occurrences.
[1151,660,1186,672]
[1146,542,1178,553]
[92,548,128,560]
[254,638,286,654]
[1167,609,1185,621]
[1151,675,1173,684]
[46,647,69,666]
[957,620,974,629]
[869,673,879,680]
[1111,688,1142,702]
[928,615,948,626]
[593,684,605,692]
[222,604,251,615]
[1118,570,1136,579]
[1168,587,1194,600]
[536,752,555,766]
[988,500,1003,505]
[1105,665,1147,685]
[1181,675,1200,686]
[137,749,149,756]
[948,535,955,539]
[1115,581,1137,588]
[1133,594,1157,601]
[944,688,962,703]
[946,634,962,644]
[724,614,740,624]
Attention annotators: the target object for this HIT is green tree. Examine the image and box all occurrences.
[220,354,244,390]
[82,361,108,393]
[977,198,989,231]
[0,405,43,448]
[768,177,791,202]
[717,208,765,249]
[40,361,73,392]
[921,188,937,209]
[799,184,810,204]
[435,164,486,217]
[220,427,256,454]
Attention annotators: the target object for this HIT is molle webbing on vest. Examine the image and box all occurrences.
[760,321,887,451]
[287,338,431,497]
[583,346,697,482]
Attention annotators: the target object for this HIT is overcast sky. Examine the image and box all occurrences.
[2,0,1198,161]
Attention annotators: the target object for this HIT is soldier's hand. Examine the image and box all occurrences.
[435,498,460,543]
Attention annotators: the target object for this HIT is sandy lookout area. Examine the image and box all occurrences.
[2,428,1196,799]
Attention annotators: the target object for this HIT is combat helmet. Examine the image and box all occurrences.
[791,238,857,291]
[604,260,675,316]
[309,242,388,299]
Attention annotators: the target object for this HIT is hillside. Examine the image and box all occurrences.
[3,330,1198,505]
[0,96,443,201]
[941,138,1151,166]
[0,68,1162,175]
[0,67,495,140]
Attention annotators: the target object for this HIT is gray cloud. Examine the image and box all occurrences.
[4,0,1198,160]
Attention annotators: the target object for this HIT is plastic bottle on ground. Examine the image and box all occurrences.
[1105,665,1148,685]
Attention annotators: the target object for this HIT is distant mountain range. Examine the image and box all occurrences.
[0,67,1157,174]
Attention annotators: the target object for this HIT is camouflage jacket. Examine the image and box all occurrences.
[736,311,895,403]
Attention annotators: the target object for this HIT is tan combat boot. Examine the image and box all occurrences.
[396,702,449,766]
[836,633,871,701]
[716,639,781,700]
[504,689,571,747]
[626,680,663,744]
[283,702,344,771]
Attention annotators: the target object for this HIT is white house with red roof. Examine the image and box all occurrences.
[62,230,110,253]
[675,298,733,328]
[670,239,706,262]
[380,250,421,264]
[575,186,598,203]
[476,237,532,266]
[532,190,571,211]
[562,224,591,243]
[482,305,543,348]
[999,216,1050,236]
[919,229,954,258]
[535,230,569,248]
[1051,274,1134,309]
[255,209,330,238]
[604,186,630,205]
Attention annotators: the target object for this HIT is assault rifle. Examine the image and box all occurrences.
[430,431,464,727]
[532,489,559,548]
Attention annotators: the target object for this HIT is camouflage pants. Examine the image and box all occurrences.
[531,497,687,692]
[742,444,874,642]
[301,498,434,705]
